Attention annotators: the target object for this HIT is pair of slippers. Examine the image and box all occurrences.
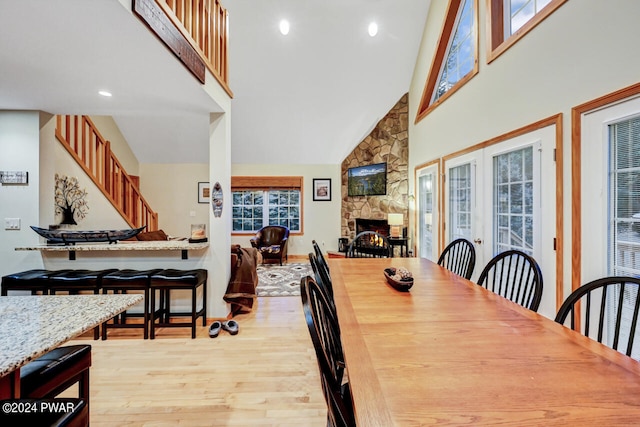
[209,320,238,338]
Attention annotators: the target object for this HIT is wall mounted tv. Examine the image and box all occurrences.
[347,162,387,196]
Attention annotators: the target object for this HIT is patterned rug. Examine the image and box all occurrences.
[256,262,312,296]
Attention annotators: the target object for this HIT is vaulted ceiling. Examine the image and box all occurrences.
[0,0,430,165]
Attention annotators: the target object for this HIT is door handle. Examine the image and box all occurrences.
[473,238,482,244]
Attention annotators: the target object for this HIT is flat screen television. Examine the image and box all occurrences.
[347,162,387,196]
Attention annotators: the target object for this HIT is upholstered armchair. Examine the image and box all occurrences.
[250,225,290,265]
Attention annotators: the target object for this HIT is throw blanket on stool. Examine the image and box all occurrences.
[224,245,259,315]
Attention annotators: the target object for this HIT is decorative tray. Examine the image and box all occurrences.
[383,267,414,292]
[30,225,146,245]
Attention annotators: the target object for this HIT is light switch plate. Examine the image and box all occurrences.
[4,218,20,230]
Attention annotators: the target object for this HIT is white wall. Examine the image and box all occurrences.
[408,0,640,311]
[139,163,210,237]
[231,163,342,255]
[0,111,44,278]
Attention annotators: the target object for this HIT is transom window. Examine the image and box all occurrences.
[434,0,474,102]
[231,176,303,234]
[488,0,566,62]
[506,0,552,35]
[416,0,478,122]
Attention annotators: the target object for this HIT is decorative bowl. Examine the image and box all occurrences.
[383,267,414,292]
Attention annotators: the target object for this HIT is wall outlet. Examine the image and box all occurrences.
[4,218,20,230]
[189,211,196,217]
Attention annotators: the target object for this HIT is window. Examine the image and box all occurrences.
[231,176,303,234]
[415,0,478,122]
[493,146,534,255]
[449,163,473,242]
[418,168,437,260]
[487,0,567,62]
[608,117,640,277]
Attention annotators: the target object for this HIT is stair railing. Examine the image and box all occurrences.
[157,0,232,96]
[55,115,159,231]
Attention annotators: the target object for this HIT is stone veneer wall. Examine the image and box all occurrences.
[341,94,409,239]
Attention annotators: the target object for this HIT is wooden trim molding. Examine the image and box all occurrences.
[571,82,640,294]
[231,176,303,190]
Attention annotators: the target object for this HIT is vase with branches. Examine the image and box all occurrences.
[54,174,89,225]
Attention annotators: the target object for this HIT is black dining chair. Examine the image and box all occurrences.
[555,276,640,358]
[437,238,476,280]
[300,276,354,427]
[309,252,334,301]
[477,250,543,312]
[312,239,331,278]
[346,231,391,258]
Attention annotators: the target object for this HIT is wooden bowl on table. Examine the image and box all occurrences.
[383,267,414,292]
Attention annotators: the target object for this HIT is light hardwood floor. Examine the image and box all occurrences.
[67,296,327,426]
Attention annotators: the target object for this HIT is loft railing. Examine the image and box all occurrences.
[55,115,159,231]
[157,0,232,96]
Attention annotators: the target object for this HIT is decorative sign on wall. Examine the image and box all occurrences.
[211,182,223,218]
[0,171,28,185]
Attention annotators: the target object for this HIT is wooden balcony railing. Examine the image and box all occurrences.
[55,115,159,231]
[157,0,232,96]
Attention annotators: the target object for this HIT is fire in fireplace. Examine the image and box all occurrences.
[355,218,389,237]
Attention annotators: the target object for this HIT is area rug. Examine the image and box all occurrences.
[256,262,312,296]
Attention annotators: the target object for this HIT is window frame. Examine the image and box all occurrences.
[415,0,479,124]
[231,176,304,236]
[487,0,567,64]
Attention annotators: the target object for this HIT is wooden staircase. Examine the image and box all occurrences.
[55,115,158,231]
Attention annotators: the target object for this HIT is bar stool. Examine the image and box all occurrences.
[48,269,118,339]
[20,345,91,418]
[101,269,161,339]
[149,269,207,339]
[1,269,69,296]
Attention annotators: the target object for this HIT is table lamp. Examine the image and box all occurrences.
[388,213,403,238]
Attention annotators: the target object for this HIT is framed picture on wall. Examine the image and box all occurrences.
[198,182,210,204]
[313,178,331,201]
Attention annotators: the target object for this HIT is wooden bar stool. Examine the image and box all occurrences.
[1,269,70,296]
[20,345,91,420]
[149,269,207,339]
[48,269,118,339]
[101,269,161,339]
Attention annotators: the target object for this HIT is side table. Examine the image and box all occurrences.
[388,237,409,257]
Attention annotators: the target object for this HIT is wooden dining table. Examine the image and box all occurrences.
[328,257,640,426]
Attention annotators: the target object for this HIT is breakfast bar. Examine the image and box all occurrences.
[0,294,143,398]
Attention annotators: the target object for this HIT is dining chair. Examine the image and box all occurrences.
[312,239,331,277]
[346,231,391,258]
[437,238,476,279]
[555,276,640,358]
[477,250,543,312]
[309,252,334,301]
[300,276,355,427]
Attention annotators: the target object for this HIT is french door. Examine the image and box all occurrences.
[443,127,555,318]
[416,163,439,261]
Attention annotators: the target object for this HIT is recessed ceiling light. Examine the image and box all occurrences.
[368,22,378,37]
[279,19,290,35]
[98,90,112,97]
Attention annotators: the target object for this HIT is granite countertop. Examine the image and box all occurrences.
[0,294,143,377]
[15,240,209,252]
